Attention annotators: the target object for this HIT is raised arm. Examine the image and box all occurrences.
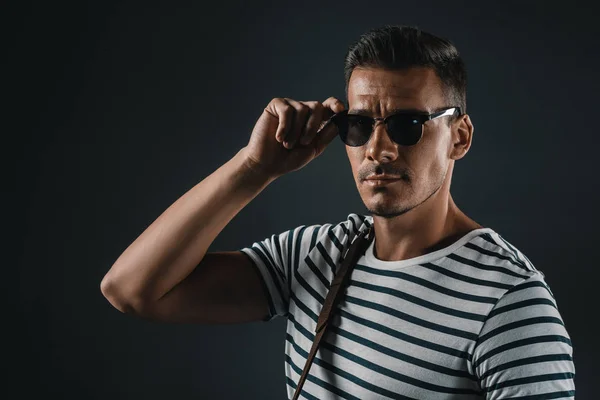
[100,97,345,323]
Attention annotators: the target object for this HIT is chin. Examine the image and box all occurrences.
[367,206,412,219]
[364,196,414,219]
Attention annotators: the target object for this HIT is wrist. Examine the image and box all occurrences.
[235,147,278,186]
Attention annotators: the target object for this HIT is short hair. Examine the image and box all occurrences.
[344,25,468,119]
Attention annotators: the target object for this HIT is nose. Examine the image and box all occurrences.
[365,120,399,163]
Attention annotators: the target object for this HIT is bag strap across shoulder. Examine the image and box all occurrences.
[291,225,374,400]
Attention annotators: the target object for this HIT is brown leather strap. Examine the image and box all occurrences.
[291,226,374,400]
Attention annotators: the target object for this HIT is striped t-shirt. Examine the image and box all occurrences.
[240,213,575,399]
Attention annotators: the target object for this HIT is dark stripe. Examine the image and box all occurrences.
[288,306,475,383]
[240,251,276,319]
[288,295,471,368]
[350,279,486,322]
[317,242,337,275]
[479,354,573,380]
[287,311,315,341]
[294,226,308,278]
[421,262,512,290]
[288,313,477,380]
[327,227,343,253]
[271,233,286,271]
[498,235,530,270]
[295,272,325,308]
[348,215,359,235]
[339,309,472,359]
[309,225,320,252]
[285,377,320,400]
[499,390,575,399]
[256,241,285,281]
[249,246,286,306]
[447,252,529,278]
[521,252,535,270]
[330,325,476,380]
[463,241,529,272]
[505,279,555,300]
[540,280,555,298]
[488,298,557,319]
[271,233,287,303]
[287,230,294,297]
[346,296,478,340]
[287,306,474,392]
[479,354,574,380]
[355,214,367,226]
[305,255,331,290]
[286,336,415,399]
[340,223,349,236]
[474,335,572,368]
[355,264,497,304]
[483,372,575,393]
[478,316,565,345]
[285,354,361,400]
[291,292,319,323]
[317,336,480,394]
[480,233,527,270]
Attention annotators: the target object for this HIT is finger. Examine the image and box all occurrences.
[312,97,345,153]
[269,98,294,144]
[299,101,325,146]
[283,98,310,148]
[322,97,346,118]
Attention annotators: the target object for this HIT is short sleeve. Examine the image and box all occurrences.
[472,273,575,399]
[240,223,324,321]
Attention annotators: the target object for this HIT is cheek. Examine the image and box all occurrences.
[406,139,448,183]
[346,148,363,177]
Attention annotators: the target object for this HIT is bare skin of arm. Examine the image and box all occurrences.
[100,97,344,324]
[101,148,275,323]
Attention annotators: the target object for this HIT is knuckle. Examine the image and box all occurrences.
[297,104,310,116]
[311,102,324,112]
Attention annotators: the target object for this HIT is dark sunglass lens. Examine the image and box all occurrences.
[344,115,372,146]
[387,114,423,146]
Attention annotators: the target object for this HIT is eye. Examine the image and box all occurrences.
[348,116,371,127]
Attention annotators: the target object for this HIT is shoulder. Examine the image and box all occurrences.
[265,213,372,260]
[316,213,372,248]
[462,228,544,284]
[463,228,561,319]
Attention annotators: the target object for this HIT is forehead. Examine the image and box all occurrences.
[347,67,445,114]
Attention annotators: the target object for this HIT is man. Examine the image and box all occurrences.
[101,25,575,399]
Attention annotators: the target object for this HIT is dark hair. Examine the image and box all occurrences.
[344,25,467,118]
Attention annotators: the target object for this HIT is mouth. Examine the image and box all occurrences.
[363,175,403,186]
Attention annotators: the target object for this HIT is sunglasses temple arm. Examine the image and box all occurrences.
[430,107,461,120]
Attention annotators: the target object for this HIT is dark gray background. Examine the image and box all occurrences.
[13,1,598,398]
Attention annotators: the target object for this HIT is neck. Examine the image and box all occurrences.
[371,174,482,262]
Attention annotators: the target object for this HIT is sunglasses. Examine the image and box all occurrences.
[328,107,461,147]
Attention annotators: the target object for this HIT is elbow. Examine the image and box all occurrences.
[100,273,148,315]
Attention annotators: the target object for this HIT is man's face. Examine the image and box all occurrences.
[345,67,460,218]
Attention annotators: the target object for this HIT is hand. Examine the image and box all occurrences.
[242,97,345,180]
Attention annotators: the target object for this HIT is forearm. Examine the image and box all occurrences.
[100,146,274,308]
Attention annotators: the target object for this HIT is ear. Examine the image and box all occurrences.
[449,114,474,160]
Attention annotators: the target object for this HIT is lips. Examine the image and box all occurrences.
[365,174,402,181]
[363,175,403,186]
